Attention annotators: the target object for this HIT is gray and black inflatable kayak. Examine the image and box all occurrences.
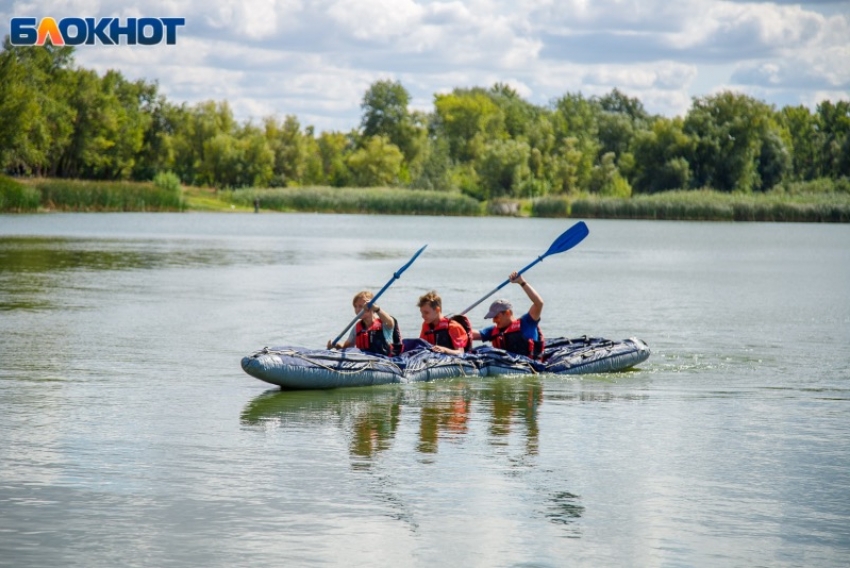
[476,336,651,376]
[241,336,650,390]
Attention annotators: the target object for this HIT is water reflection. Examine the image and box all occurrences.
[241,377,546,461]
[415,383,472,454]
[479,378,542,455]
[241,380,586,535]
[349,393,402,459]
[545,490,585,536]
[0,236,298,274]
[0,236,301,312]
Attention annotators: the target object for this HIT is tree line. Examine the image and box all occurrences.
[2,39,849,199]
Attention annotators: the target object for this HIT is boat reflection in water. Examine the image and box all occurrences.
[241,376,586,535]
[241,376,546,461]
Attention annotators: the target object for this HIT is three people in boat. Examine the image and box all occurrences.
[332,272,544,359]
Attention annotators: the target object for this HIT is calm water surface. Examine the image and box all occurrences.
[1,213,849,567]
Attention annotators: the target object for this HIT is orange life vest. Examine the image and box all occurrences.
[420,317,471,352]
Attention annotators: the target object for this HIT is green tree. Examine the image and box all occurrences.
[552,92,600,143]
[134,93,179,181]
[411,136,454,191]
[816,100,850,178]
[780,105,821,180]
[684,91,782,192]
[757,129,792,191]
[551,93,601,193]
[589,152,632,197]
[488,83,540,139]
[316,131,353,187]
[299,127,325,186]
[597,88,649,122]
[433,88,505,162]
[238,124,274,187]
[58,69,151,179]
[0,42,42,172]
[597,112,636,161]
[59,68,111,178]
[169,100,237,185]
[199,133,238,187]
[361,80,409,141]
[265,114,309,186]
[631,117,694,193]
[347,135,404,186]
[0,40,76,176]
[475,138,532,199]
[360,80,424,166]
[548,137,591,194]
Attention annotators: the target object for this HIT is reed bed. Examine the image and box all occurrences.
[228,186,483,216]
[0,176,41,211]
[22,178,186,212]
[531,196,571,218]
[534,190,850,223]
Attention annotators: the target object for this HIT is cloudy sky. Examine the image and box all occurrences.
[3,1,849,132]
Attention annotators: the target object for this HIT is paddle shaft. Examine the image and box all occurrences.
[331,245,427,346]
[331,279,392,346]
[459,256,543,316]
[459,221,589,316]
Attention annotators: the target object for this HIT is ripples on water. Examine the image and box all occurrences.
[1,214,849,566]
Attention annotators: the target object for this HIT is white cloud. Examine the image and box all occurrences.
[1,0,848,130]
[326,0,424,41]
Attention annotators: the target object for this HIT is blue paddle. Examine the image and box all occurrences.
[331,244,428,347]
[459,221,589,316]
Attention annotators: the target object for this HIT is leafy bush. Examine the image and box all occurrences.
[153,171,182,193]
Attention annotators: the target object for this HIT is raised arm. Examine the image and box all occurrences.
[510,271,543,321]
[372,304,395,330]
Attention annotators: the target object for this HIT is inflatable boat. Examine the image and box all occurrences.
[241,336,650,390]
[477,336,651,376]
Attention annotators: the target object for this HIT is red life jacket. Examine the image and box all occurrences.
[490,318,545,360]
[356,317,403,356]
[420,317,471,353]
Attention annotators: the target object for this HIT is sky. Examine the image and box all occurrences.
[2,0,849,133]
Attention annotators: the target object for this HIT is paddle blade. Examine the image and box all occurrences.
[395,244,428,279]
[544,221,589,257]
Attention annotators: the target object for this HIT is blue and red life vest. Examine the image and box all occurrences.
[490,318,545,360]
[356,317,403,356]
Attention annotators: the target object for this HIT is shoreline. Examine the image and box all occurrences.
[2,177,849,223]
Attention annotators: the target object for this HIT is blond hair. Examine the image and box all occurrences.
[417,290,442,310]
[352,290,374,307]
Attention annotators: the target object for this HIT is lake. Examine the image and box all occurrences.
[1,213,849,567]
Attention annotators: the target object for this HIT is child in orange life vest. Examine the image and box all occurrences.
[418,290,469,355]
[328,291,401,356]
[472,272,545,359]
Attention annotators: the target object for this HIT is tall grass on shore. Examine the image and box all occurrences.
[0,176,41,211]
[2,177,186,212]
[227,186,483,216]
[534,189,850,223]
